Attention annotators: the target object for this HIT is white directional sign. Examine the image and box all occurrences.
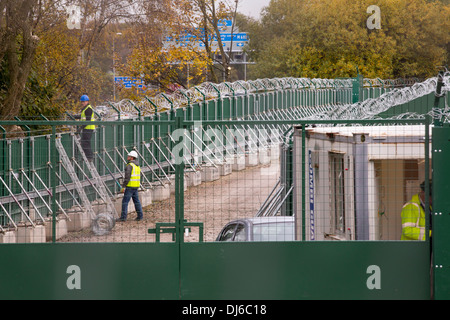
[218,33,249,42]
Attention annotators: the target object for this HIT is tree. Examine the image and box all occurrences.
[171,0,240,83]
[0,0,42,120]
[117,0,209,94]
[193,0,238,82]
[57,0,139,108]
[120,0,240,95]
[246,0,449,80]
[0,0,142,121]
[123,36,210,95]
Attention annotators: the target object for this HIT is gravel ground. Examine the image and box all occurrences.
[58,159,280,243]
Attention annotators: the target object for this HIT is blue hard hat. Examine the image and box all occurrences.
[80,95,89,102]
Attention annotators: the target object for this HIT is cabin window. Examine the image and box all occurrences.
[330,152,346,235]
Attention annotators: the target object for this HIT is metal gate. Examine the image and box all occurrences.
[431,125,450,300]
[0,118,434,300]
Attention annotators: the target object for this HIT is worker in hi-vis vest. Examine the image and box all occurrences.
[401,180,432,241]
[75,95,96,162]
[117,150,143,222]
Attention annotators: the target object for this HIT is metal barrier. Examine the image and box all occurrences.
[0,73,449,300]
[1,74,448,240]
[0,75,439,229]
[0,118,439,242]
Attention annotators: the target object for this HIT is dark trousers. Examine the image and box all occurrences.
[121,187,143,220]
[80,129,94,161]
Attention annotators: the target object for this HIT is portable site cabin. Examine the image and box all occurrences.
[293,124,431,242]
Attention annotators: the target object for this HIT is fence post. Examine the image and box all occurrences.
[175,114,185,243]
[352,73,363,103]
[50,125,57,243]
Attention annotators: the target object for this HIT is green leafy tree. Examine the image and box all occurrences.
[247,0,448,79]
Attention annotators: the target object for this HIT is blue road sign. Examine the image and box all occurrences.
[115,77,146,90]
[165,32,248,43]
[218,19,233,27]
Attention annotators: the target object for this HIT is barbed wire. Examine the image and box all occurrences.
[106,77,380,119]
[99,74,449,123]
[305,75,449,122]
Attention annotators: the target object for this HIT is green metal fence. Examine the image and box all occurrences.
[0,74,448,300]
[0,117,435,300]
[0,77,358,222]
[2,76,441,220]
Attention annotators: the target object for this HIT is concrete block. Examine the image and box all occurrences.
[16,226,32,243]
[45,218,68,241]
[186,170,202,187]
[0,231,16,244]
[232,155,246,171]
[152,183,171,201]
[218,162,232,176]
[245,152,258,167]
[67,211,91,232]
[16,225,46,243]
[140,189,153,207]
[258,148,271,165]
[201,166,219,182]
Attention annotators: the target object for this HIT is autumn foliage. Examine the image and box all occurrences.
[246,0,449,80]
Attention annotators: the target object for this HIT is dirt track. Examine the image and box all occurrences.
[58,159,280,243]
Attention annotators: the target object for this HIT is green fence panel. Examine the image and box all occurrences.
[207,100,220,120]
[0,243,179,300]
[432,125,450,300]
[220,98,229,120]
[180,242,430,300]
[192,102,201,122]
[248,94,255,116]
[236,96,243,119]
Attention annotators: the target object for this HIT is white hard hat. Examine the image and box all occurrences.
[128,151,138,158]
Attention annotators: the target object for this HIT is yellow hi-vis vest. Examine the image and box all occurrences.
[127,162,141,188]
[80,105,96,130]
[401,194,430,241]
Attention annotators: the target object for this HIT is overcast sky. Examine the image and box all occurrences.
[237,0,271,19]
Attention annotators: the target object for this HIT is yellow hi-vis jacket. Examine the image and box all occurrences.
[126,162,141,188]
[401,194,431,241]
[80,105,96,130]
